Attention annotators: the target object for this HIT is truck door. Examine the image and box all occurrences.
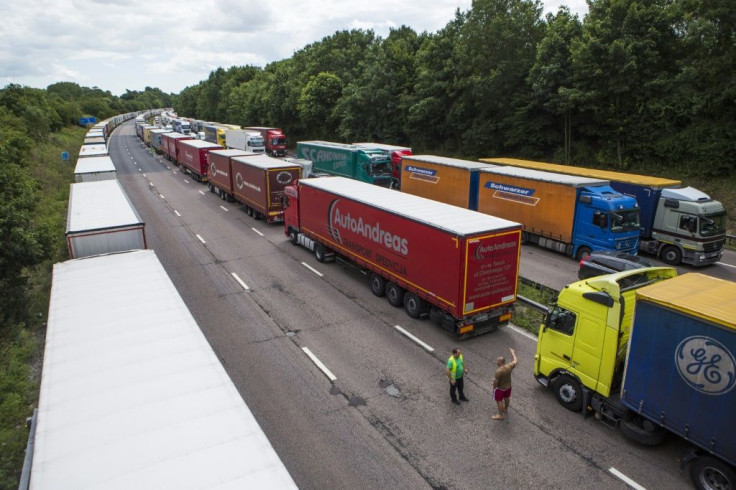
[568,312,604,388]
[537,305,576,375]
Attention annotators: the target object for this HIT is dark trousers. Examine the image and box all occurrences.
[450,376,465,401]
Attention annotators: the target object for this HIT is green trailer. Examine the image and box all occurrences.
[296,141,392,187]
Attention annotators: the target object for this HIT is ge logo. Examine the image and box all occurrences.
[675,336,736,395]
[236,173,243,189]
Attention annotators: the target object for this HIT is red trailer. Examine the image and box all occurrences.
[284,177,522,337]
[162,133,193,162]
[178,140,222,181]
[207,149,252,199]
[244,127,287,157]
[230,154,301,222]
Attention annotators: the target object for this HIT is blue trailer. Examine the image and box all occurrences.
[623,273,736,489]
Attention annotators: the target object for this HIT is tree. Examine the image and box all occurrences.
[297,72,344,137]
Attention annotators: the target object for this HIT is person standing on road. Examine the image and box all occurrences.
[447,348,469,405]
[492,348,518,420]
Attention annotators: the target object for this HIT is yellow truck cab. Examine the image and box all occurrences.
[534,267,677,410]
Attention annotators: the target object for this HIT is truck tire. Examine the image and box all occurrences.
[520,231,529,245]
[552,374,583,412]
[404,293,427,318]
[314,243,327,263]
[690,455,736,490]
[289,230,299,245]
[661,245,682,266]
[208,183,214,193]
[369,273,386,296]
[575,246,592,261]
[386,282,405,307]
[619,416,667,446]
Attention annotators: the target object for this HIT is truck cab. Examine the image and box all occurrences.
[245,131,266,153]
[572,186,641,258]
[649,187,726,266]
[534,267,677,407]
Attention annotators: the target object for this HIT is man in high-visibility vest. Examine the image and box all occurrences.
[446,347,469,405]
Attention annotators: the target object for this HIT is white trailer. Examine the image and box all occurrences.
[73,155,117,182]
[65,180,146,259]
[226,129,266,153]
[28,250,297,489]
[78,143,108,158]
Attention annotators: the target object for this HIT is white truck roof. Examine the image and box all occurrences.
[353,142,411,152]
[233,154,300,169]
[300,176,521,235]
[480,165,609,187]
[32,250,297,489]
[78,144,108,158]
[66,180,142,234]
[404,154,488,170]
[179,139,222,149]
[73,156,115,175]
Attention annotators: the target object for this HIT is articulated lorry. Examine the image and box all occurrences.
[353,143,412,188]
[245,127,288,156]
[535,269,736,490]
[161,132,193,162]
[401,156,640,259]
[208,151,301,222]
[296,141,393,187]
[226,129,266,154]
[482,158,726,266]
[283,177,522,337]
[149,128,171,153]
[172,118,191,135]
[177,140,223,182]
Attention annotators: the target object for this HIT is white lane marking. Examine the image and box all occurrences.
[174,210,181,217]
[167,166,171,170]
[301,262,323,277]
[394,325,434,352]
[220,206,229,212]
[508,324,538,341]
[231,272,250,291]
[302,347,337,382]
[251,228,264,236]
[609,468,646,490]
[196,234,206,244]
[142,174,146,178]
[159,194,165,199]
[717,261,736,270]
[149,182,154,187]
[198,190,205,195]
[184,179,190,184]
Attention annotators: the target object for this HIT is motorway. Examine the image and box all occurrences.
[108,121,732,489]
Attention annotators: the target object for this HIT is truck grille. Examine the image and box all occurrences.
[704,240,724,253]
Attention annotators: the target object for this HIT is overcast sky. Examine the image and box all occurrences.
[1,0,588,96]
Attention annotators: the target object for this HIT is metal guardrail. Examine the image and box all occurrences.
[727,234,736,246]
[516,294,549,314]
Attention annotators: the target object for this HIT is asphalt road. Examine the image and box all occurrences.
[109,122,703,489]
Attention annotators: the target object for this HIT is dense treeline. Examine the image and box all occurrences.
[174,0,735,176]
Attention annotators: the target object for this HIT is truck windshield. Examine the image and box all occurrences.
[369,162,392,176]
[272,137,286,146]
[251,136,265,147]
[609,210,640,233]
[700,213,726,237]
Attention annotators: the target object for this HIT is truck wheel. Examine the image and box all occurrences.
[575,246,592,261]
[620,416,667,446]
[289,230,299,245]
[208,183,214,193]
[404,293,427,318]
[385,282,405,307]
[690,456,736,490]
[661,245,682,266]
[314,243,327,263]
[369,273,386,296]
[520,231,529,245]
[552,374,583,412]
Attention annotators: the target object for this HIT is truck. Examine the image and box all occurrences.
[401,156,641,259]
[66,180,146,259]
[226,129,266,154]
[73,155,116,182]
[296,141,393,187]
[172,118,191,135]
[204,123,228,146]
[210,152,301,222]
[353,142,412,188]
[161,132,194,162]
[245,127,288,156]
[177,140,223,181]
[481,158,727,266]
[149,128,171,153]
[283,176,522,337]
[534,268,736,490]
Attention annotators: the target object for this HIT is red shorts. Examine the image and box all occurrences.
[493,386,512,402]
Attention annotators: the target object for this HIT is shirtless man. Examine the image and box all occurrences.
[492,348,517,420]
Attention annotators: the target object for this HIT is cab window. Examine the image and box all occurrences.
[546,306,576,336]
[679,215,697,233]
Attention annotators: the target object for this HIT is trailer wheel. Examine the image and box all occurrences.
[661,245,682,266]
[208,183,214,193]
[620,415,667,446]
[385,282,405,307]
[520,231,529,245]
[314,243,327,263]
[404,293,427,318]
[575,246,592,261]
[369,273,386,296]
[690,455,736,490]
[552,374,583,412]
[289,230,299,245]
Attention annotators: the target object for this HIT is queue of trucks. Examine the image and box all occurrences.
[534,267,736,490]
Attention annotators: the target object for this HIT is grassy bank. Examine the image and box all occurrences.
[0,126,84,488]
